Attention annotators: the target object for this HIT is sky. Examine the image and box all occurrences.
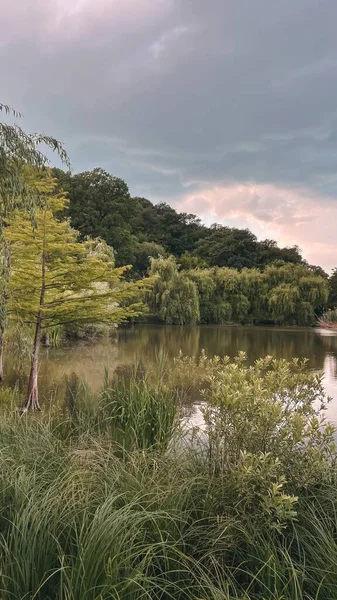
[1,0,337,272]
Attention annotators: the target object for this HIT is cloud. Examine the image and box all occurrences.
[178,183,337,271]
[1,0,337,269]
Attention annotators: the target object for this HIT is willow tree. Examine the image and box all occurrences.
[265,263,329,325]
[0,103,69,380]
[187,269,217,323]
[6,174,148,410]
[268,283,301,325]
[329,268,337,309]
[148,256,200,325]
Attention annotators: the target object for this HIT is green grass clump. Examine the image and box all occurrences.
[100,367,179,452]
[61,368,179,452]
[318,308,337,329]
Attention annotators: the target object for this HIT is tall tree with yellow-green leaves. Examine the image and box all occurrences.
[6,171,149,410]
[0,103,69,380]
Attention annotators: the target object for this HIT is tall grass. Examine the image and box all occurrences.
[101,366,179,452]
[1,357,337,599]
[1,411,337,599]
[62,367,179,452]
[318,308,337,329]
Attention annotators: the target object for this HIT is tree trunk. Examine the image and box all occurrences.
[0,335,3,383]
[24,315,42,411]
[42,331,50,347]
[23,219,46,411]
[0,241,12,382]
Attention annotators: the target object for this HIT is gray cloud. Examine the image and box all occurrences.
[1,0,337,267]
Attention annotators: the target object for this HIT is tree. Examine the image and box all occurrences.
[132,241,166,278]
[0,103,68,210]
[52,171,211,266]
[187,269,218,323]
[329,268,337,308]
[264,263,329,325]
[152,203,207,257]
[268,283,301,325]
[241,268,268,323]
[6,173,148,410]
[179,252,207,270]
[194,227,305,271]
[148,256,200,325]
[0,103,69,380]
[56,168,138,266]
[187,263,328,326]
[195,226,261,269]
[259,239,303,267]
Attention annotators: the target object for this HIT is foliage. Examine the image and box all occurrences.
[148,256,200,324]
[5,324,33,374]
[179,251,208,270]
[132,240,166,278]
[202,353,335,490]
[101,368,179,451]
[6,173,147,333]
[62,369,179,452]
[54,167,137,266]
[265,264,329,325]
[0,104,69,215]
[329,267,337,308]
[48,325,63,347]
[188,269,219,323]
[149,258,328,326]
[5,169,151,408]
[195,225,262,269]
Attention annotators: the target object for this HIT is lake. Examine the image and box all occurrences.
[9,324,337,425]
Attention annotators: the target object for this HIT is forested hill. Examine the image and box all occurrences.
[52,167,324,278]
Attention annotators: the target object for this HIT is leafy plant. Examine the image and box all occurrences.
[202,352,335,491]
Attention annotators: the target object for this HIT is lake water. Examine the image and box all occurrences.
[10,325,337,425]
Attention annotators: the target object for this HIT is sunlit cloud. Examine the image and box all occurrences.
[177,183,337,273]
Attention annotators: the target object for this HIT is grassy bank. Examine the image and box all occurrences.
[1,355,337,599]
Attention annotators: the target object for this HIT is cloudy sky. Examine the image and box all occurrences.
[1,0,337,271]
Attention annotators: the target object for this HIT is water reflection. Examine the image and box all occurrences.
[6,325,337,425]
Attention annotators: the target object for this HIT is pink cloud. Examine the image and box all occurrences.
[178,183,337,272]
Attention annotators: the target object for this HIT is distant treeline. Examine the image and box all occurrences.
[52,167,321,274]
[53,167,337,325]
[147,256,329,326]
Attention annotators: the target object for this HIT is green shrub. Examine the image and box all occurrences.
[203,353,335,485]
